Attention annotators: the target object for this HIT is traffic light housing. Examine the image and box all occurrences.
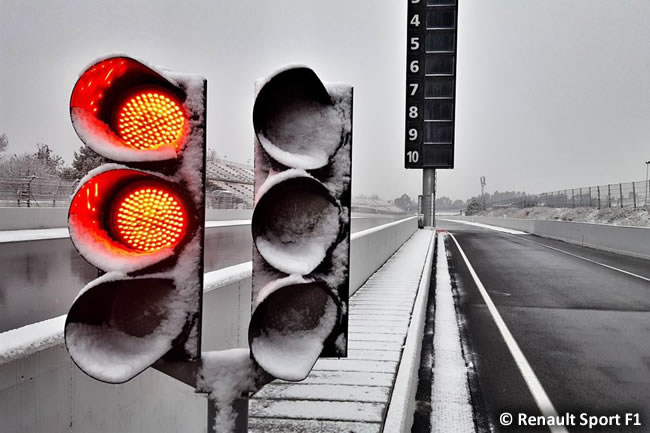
[249,66,353,381]
[65,56,206,383]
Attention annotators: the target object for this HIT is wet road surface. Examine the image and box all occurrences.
[438,219,650,433]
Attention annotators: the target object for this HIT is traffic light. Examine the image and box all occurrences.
[249,66,353,381]
[65,56,206,383]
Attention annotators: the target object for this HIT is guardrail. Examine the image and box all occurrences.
[0,216,417,433]
[453,216,650,260]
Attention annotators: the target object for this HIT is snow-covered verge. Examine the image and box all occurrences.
[477,206,650,227]
[431,233,475,432]
[383,230,434,432]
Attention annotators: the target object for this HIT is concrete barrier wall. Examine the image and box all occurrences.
[0,217,418,433]
[0,208,70,230]
[452,216,650,260]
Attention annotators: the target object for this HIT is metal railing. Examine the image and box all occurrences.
[484,179,650,210]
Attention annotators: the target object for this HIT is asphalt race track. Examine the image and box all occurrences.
[439,219,650,433]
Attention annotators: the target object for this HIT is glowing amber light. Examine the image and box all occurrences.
[114,187,186,251]
[117,92,185,150]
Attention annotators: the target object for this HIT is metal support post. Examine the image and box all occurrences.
[423,169,435,227]
[565,190,568,208]
[608,184,611,208]
[632,182,637,208]
[597,186,601,209]
[645,161,650,206]
[579,188,582,207]
[619,183,623,208]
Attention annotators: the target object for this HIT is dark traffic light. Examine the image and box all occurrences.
[249,66,353,381]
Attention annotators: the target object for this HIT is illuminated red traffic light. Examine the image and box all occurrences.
[70,56,188,161]
[112,183,187,252]
[69,169,192,273]
[117,92,186,150]
[65,55,207,384]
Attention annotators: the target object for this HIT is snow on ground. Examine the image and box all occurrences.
[479,206,650,227]
[431,233,476,432]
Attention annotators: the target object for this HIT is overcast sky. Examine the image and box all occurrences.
[1,0,649,201]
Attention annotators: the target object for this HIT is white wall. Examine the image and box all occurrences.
[0,217,418,433]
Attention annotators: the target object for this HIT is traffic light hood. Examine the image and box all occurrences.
[70,56,189,162]
[253,66,345,170]
[65,274,191,383]
[68,166,196,274]
[248,275,341,381]
[252,169,342,275]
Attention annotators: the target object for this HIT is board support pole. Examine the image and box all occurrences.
[423,168,435,227]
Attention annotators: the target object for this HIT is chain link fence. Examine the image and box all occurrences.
[0,176,77,207]
[0,176,254,209]
[485,179,650,210]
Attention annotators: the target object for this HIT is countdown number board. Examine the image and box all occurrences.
[405,0,458,169]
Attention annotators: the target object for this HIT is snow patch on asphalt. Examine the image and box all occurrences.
[431,233,475,432]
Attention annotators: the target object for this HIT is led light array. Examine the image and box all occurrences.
[115,187,185,251]
[118,92,185,150]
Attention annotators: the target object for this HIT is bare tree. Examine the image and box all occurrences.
[0,133,8,158]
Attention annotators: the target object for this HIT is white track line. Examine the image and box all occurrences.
[518,237,650,284]
[445,218,650,283]
[440,219,528,235]
[448,233,568,433]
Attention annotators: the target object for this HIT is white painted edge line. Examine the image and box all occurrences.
[520,237,650,283]
[441,218,528,235]
[383,229,435,433]
[449,233,569,433]
[351,216,417,241]
[204,219,251,228]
